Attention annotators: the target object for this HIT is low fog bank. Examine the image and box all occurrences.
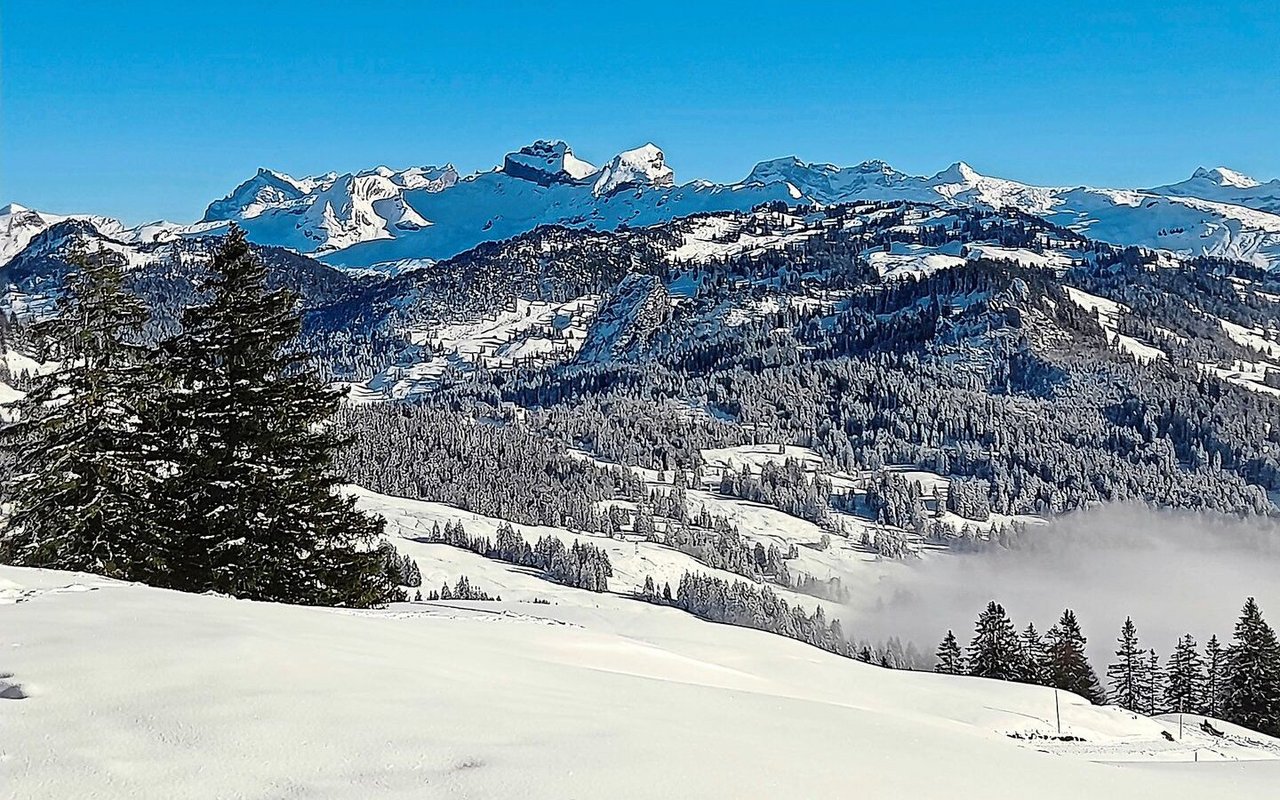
[849,504,1280,667]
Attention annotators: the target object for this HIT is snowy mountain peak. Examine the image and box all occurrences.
[746,156,840,182]
[1,202,30,215]
[853,159,899,175]
[202,167,313,222]
[592,143,675,197]
[501,140,598,186]
[1190,166,1262,189]
[932,161,983,185]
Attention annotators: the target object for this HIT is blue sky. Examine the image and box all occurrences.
[3,1,1277,223]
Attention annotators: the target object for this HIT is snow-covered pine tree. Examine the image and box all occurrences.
[1204,634,1227,719]
[0,247,165,580]
[1044,609,1105,704]
[1223,598,1280,736]
[155,226,394,607]
[1021,622,1047,685]
[934,629,965,675]
[1141,649,1165,716]
[968,601,1024,681]
[1107,617,1145,712]
[1165,634,1204,714]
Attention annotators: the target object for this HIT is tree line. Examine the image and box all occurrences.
[936,598,1280,736]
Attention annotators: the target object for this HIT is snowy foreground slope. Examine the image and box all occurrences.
[4,560,1279,798]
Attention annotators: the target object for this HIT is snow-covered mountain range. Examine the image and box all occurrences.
[7,141,1280,272]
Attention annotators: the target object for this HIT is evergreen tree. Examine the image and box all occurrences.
[1223,598,1280,736]
[1107,617,1144,711]
[0,247,165,580]
[1165,634,1204,714]
[968,601,1024,681]
[935,629,965,675]
[1204,635,1227,719]
[1021,622,1047,685]
[1044,609,1105,704]
[1141,649,1165,716]
[642,575,657,599]
[156,227,394,607]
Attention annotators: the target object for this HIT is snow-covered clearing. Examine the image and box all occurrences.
[1203,358,1280,397]
[1220,317,1280,356]
[1065,286,1166,362]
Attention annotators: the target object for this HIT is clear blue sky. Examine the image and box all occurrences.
[3,1,1278,224]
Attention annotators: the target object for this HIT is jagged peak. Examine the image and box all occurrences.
[852,159,898,174]
[202,167,312,222]
[501,140,598,186]
[592,143,674,198]
[1,202,31,215]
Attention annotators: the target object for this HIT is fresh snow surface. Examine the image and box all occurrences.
[867,241,966,278]
[4,555,1279,800]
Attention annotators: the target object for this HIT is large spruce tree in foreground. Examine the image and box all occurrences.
[0,248,165,579]
[156,226,394,606]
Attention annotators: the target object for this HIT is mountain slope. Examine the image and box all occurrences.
[4,561,1278,799]
[1151,167,1280,215]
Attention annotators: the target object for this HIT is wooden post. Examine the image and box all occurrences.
[1055,690,1061,735]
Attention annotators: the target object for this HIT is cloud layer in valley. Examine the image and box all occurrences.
[848,504,1280,666]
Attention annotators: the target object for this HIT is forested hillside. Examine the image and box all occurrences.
[5,200,1279,536]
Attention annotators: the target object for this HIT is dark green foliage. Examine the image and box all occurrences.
[424,575,499,601]
[671,571,854,659]
[967,601,1026,681]
[1108,617,1145,711]
[152,227,395,606]
[1165,634,1204,714]
[424,519,613,592]
[0,247,165,579]
[1043,609,1106,704]
[1224,598,1280,736]
[935,629,965,675]
[1020,623,1047,685]
[1204,635,1227,719]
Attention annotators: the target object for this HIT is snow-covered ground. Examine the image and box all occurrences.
[4,561,1279,800]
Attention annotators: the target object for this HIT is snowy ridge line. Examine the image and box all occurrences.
[8,143,1280,271]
